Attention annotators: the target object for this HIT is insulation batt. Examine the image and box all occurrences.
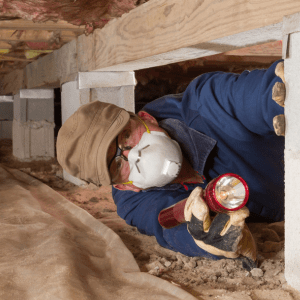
[0,0,137,33]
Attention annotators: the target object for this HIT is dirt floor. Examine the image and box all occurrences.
[1,138,300,300]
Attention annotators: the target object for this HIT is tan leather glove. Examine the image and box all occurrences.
[272,61,285,136]
[184,187,257,270]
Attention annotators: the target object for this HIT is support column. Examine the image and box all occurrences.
[284,12,300,292]
[13,89,55,161]
[0,96,13,139]
[61,71,135,186]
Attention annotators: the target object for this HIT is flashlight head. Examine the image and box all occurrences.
[204,173,249,213]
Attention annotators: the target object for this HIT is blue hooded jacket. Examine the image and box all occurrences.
[112,60,284,259]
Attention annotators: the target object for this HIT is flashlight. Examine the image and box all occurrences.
[158,173,249,229]
[204,173,249,213]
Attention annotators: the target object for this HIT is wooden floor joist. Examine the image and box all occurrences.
[1,0,300,94]
[0,41,14,49]
[0,55,34,62]
[0,29,78,43]
[0,20,85,32]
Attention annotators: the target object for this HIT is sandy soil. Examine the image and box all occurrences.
[1,138,300,300]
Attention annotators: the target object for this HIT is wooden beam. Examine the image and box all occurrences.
[1,0,300,94]
[224,41,282,57]
[0,20,85,32]
[91,0,297,71]
[0,55,34,62]
[0,30,79,43]
[0,69,24,95]
[0,41,13,49]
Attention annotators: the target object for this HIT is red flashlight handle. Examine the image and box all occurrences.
[158,198,188,229]
[157,188,221,229]
[158,173,249,229]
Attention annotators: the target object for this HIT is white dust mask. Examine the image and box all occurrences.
[127,131,182,189]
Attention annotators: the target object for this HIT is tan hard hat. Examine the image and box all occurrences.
[56,101,130,186]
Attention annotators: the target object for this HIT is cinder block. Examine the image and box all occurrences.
[27,98,54,122]
[78,71,135,89]
[13,92,54,122]
[13,119,55,161]
[0,101,13,120]
[20,89,54,99]
[91,86,135,113]
[0,96,13,101]
[0,120,12,139]
[61,81,90,123]
[13,93,27,123]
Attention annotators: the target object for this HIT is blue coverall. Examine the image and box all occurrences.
[112,60,284,259]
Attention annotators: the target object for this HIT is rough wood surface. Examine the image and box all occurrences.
[0,69,24,95]
[0,29,77,43]
[25,52,60,89]
[224,41,282,57]
[0,55,34,62]
[1,0,300,94]
[0,20,85,31]
[77,34,95,73]
[92,0,297,70]
[58,39,78,85]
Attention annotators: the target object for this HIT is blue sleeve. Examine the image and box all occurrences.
[143,60,284,137]
[141,93,185,122]
[112,185,221,259]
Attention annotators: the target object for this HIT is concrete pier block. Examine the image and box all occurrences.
[0,121,12,139]
[61,71,135,186]
[90,86,135,113]
[0,96,14,101]
[0,96,13,139]
[13,89,55,161]
[13,120,55,160]
[14,90,54,123]
[61,81,90,123]
[0,97,13,120]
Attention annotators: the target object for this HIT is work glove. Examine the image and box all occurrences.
[272,61,285,136]
[184,187,257,270]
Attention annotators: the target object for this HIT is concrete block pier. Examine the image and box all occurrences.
[0,96,13,139]
[13,89,55,161]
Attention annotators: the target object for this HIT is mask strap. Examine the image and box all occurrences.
[137,116,150,133]
[122,180,133,185]
[120,116,150,186]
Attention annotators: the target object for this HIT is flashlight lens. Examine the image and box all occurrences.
[215,176,246,209]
